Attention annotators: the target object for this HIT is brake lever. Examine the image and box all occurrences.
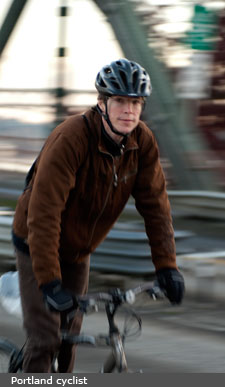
[147,282,166,300]
[78,298,98,314]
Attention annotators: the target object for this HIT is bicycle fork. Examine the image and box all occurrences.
[110,333,128,372]
[100,303,128,373]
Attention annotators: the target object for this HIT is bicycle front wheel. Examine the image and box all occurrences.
[0,338,21,373]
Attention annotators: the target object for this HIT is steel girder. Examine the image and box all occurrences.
[0,0,218,189]
[93,0,218,190]
[0,0,28,57]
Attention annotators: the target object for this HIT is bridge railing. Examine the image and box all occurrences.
[0,202,194,274]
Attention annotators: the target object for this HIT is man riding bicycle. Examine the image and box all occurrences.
[12,58,185,372]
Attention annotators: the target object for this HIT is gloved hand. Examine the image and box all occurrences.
[40,279,78,313]
[156,268,185,304]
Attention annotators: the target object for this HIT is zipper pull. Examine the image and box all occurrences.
[114,172,118,187]
[120,144,125,155]
[113,164,118,187]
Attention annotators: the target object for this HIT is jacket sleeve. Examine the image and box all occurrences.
[132,127,177,272]
[27,125,87,286]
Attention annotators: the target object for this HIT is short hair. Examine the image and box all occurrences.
[97,93,107,102]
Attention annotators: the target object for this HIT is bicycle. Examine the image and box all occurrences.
[0,280,165,373]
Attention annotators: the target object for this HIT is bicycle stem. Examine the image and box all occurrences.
[105,303,119,335]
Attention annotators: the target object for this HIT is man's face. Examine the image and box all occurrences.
[99,96,143,137]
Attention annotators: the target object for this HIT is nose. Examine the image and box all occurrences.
[124,100,133,113]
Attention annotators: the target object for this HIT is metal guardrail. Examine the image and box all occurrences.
[1,188,225,219]
[168,190,225,220]
[0,208,194,275]
[0,189,224,275]
[1,193,225,299]
[2,210,225,301]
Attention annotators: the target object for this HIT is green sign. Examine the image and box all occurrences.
[183,4,218,51]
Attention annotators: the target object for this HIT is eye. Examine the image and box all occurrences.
[132,99,141,105]
[114,97,123,103]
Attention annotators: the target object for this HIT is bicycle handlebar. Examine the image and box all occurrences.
[62,281,165,347]
[74,280,165,314]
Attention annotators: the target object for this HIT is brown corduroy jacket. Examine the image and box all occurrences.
[13,107,177,286]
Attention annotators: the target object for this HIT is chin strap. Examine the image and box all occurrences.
[96,102,128,138]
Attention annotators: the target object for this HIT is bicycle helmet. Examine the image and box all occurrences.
[95,58,152,97]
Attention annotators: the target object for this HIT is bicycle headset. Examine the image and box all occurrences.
[95,58,152,137]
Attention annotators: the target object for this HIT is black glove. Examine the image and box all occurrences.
[40,279,77,313]
[156,268,185,304]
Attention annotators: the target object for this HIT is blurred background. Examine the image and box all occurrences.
[0,0,225,194]
[1,0,225,373]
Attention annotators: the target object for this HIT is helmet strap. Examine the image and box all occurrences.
[96,100,128,138]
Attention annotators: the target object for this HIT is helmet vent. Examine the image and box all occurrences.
[132,70,138,88]
[119,70,128,90]
[140,82,146,93]
[104,67,112,74]
[99,78,107,87]
[111,80,120,90]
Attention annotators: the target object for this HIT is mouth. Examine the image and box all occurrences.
[119,118,134,123]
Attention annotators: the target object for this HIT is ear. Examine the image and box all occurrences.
[97,99,106,113]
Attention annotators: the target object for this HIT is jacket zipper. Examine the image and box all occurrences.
[112,145,138,187]
[86,145,138,248]
[86,152,115,249]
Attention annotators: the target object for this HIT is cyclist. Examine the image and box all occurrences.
[12,58,185,372]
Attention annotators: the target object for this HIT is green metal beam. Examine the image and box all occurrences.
[0,0,28,57]
[93,0,218,190]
